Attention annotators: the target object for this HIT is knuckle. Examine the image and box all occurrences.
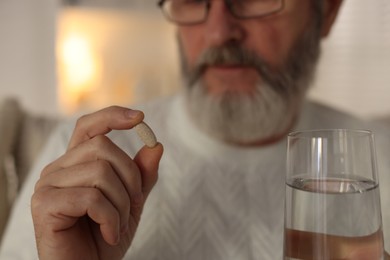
[92,160,114,181]
[33,178,44,192]
[39,165,51,179]
[31,190,50,214]
[40,160,58,178]
[40,164,51,175]
[91,135,111,150]
[75,114,89,130]
[124,159,140,175]
[94,160,112,174]
[85,189,105,205]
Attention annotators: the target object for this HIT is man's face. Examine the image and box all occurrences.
[179,0,315,94]
[178,0,323,144]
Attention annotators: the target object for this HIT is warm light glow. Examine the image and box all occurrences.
[61,34,97,88]
[56,7,180,115]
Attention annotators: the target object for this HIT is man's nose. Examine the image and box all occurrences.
[205,0,245,47]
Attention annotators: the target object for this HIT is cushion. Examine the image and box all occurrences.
[0,98,23,241]
[0,98,57,243]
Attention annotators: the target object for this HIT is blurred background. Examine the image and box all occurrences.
[1,0,389,250]
[0,0,389,118]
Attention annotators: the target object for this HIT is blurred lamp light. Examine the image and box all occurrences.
[56,7,179,115]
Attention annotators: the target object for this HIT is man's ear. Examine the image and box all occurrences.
[321,0,344,38]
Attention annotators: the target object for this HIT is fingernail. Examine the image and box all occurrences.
[125,109,141,119]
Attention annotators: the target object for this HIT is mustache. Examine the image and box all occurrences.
[187,44,274,89]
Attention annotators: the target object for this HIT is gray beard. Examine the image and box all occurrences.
[182,24,321,144]
[186,82,304,143]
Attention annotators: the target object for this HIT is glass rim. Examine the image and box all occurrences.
[288,129,373,139]
[286,128,379,184]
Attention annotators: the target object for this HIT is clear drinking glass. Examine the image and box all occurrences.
[284,129,384,259]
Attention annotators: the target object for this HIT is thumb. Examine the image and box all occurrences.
[134,143,164,198]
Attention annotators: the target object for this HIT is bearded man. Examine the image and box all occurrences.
[2,0,390,259]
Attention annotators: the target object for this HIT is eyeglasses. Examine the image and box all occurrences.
[158,0,284,25]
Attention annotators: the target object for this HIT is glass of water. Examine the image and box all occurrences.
[284,129,384,259]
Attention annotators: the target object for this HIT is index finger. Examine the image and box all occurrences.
[68,106,144,150]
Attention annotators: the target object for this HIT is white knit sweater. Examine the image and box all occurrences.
[2,94,390,259]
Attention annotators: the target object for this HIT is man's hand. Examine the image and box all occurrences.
[31,106,164,260]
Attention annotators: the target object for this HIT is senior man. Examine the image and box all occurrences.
[2,0,390,259]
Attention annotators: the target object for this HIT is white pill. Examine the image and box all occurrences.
[135,121,157,148]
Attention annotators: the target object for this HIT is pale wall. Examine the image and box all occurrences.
[0,0,58,116]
